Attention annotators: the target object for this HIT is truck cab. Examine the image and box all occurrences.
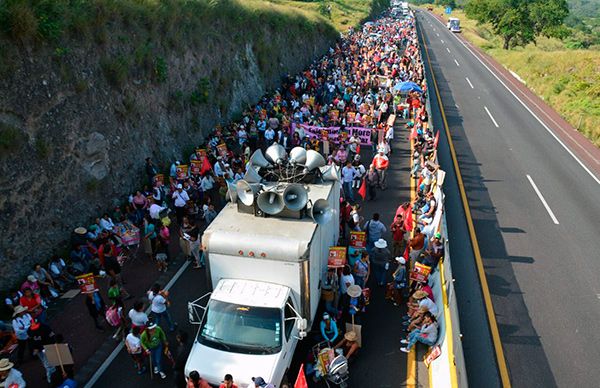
[185,279,304,387]
[447,17,461,32]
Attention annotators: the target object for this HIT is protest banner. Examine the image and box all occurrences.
[409,262,432,283]
[327,246,347,268]
[176,164,188,180]
[190,160,202,175]
[76,273,98,294]
[216,143,228,158]
[298,124,372,145]
[350,231,367,249]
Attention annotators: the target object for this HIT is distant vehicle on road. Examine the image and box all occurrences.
[447,17,461,32]
[427,6,434,11]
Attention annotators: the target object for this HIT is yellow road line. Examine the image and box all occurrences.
[439,260,459,388]
[406,116,418,388]
[418,23,512,388]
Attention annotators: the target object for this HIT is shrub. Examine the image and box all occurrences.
[100,55,130,88]
[0,124,25,153]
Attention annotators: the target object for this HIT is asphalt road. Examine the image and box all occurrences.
[417,10,600,388]
[91,122,412,388]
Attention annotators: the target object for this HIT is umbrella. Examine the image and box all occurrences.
[394,81,423,93]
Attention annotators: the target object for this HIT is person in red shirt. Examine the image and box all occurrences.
[372,151,389,190]
[390,216,406,258]
[19,287,45,323]
[219,374,238,388]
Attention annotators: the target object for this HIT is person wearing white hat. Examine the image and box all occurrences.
[172,183,189,225]
[11,306,32,365]
[370,238,391,286]
[141,321,168,379]
[0,358,26,387]
[392,257,407,306]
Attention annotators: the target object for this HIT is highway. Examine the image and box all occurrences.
[416,9,600,388]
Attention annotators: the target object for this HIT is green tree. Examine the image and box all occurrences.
[465,0,569,49]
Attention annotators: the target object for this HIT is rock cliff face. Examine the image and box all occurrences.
[0,11,337,288]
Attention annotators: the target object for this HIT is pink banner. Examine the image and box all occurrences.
[295,124,372,145]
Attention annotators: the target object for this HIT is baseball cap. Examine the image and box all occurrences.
[252,376,267,387]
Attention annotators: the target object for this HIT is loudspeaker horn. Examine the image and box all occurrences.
[289,147,307,164]
[249,149,272,168]
[319,165,340,182]
[283,184,309,211]
[243,167,262,183]
[226,181,238,203]
[236,180,260,206]
[304,150,326,171]
[265,143,287,165]
[308,199,333,225]
[257,189,285,215]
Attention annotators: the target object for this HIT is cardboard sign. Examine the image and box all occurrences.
[76,273,97,294]
[190,160,202,175]
[350,231,367,249]
[176,164,188,180]
[386,114,397,127]
[424,345,442,367]
[216,143,228,158]
[196,148,207,163]
[328,246,347,268]
[152,174,164,186]
[321,129,329,141]
[44,343,74,368]
[347,111,356,124]
[329,109,340,123]
[409,262,432,283]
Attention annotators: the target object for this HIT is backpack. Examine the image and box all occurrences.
[105,305,121,327]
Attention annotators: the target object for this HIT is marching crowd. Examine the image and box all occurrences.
[0,7,447,388]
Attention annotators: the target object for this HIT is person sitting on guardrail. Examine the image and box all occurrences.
[403,290,438,332]
[422,233,444,268]
[400,312,438,353]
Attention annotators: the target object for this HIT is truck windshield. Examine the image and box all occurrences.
[450,20,460,31]
[198,300,282,355]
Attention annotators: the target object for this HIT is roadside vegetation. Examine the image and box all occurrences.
[418,3,600,147]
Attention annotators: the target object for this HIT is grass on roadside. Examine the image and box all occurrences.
[419,4,600,147]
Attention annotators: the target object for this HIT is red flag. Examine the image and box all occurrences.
[295,364,308,388]
[409,125,418,140]
[358,177,367,200]
[200,157,212,175]
[417,176,423,189]
[403,244,410,260]
[433,130,440,149]
[356,144,361,155]
[403,204,413,232]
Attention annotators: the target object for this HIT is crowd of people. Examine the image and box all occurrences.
[0,6,450,388]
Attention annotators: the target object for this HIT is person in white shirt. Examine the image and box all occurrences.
[385,126,394,154]
[99,213,115,232]
[339,265,355,296]
[11,306,32,365]
[213,157,225,177]
[125,326,146,374]
[0,359,26,388]
[377,138,391,156]
[148,283,176,332]
[148,198,167,220]
[264,127,275,143]
[172,184,189,225]
[128,301,149,329]
[341,161,357,202]
[400,312,438,353]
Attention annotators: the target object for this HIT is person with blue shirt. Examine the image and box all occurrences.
[319,312,339,343]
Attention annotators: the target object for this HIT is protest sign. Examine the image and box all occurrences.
[190,160,202,175]
[409,262,432,283]
[424,345,442,367]
[76,273,97,294]
[44,343,74,369]
[196,148,207,163]
[350,231,367,249]
[216,143,228,158]
[328,246,347,268]
[176,164,188,180]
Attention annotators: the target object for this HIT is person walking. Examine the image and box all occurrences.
[148,283,176,332]
[172,184,190,225]
[125,326,146,375]
[128,300,149,331]
[392,257,407,306]
[370,239,391,286]
[141,322,168,379]
[353,252,370,288]
[341,160,357,203]
[11,306,32,366]
[84,291,106,331]
[364,213,387,252]
[173,331,189,388]
[28,320,56,383]
[365,164,380,201]
[372,150,389,190]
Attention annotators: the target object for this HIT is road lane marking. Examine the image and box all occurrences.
[419,23,512,388]
[446,47,451,53]
[484,106,499,127]
[526,175,560,224]
[426,13,600,186]
[466,77,474,89]
[436,32,439,37]
[84,260,191,388]
[454,59,460,67]
[441,39,445,44]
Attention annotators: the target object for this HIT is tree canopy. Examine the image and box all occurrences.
[464,0,570,49]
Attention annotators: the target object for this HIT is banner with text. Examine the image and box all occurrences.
[295,124,372,145]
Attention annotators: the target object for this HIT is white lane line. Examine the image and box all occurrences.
[84,260,191,388]
[484,106,499,128]
[436,33,439,37]
[526,175,560,224]
[426,13,600,186]
[446,47,451,53]
[441,39,445,44]
[466,77,474,89]
[454,59,460,67]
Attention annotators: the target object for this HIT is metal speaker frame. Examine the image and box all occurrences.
[236,180,260,206]
[304,150,326,171]
[265,143,287,165]
[226,181,238,203]
[283,184,309,212]
[289,147,307,165]
[243,167,262,184]
[248,149,272,168]
[319,165,340,182]
[308,199,333,225]
[257,189,285,215]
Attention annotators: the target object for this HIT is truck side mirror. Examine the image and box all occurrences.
[296,318,308,332]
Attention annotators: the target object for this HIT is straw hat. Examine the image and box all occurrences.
[344,331,358,342]
[347,284,362,298]
[374,238,388,249]
[0,358,14,372]
[413,290,428,299]
[74,227,87,235]
[12,305,28,317]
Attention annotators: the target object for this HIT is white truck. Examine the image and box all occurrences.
[185,181,340,387]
